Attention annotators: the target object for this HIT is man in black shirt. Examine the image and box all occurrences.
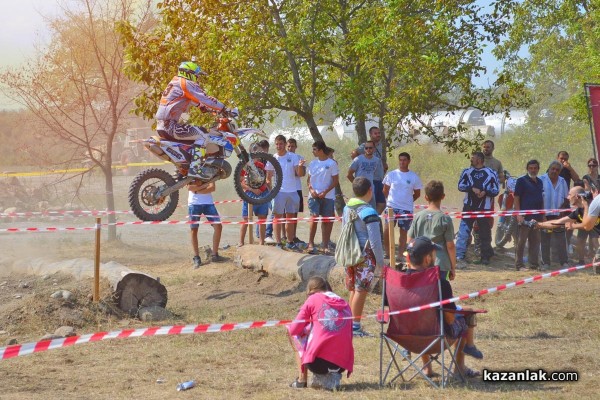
[537,186,599,265]
[557,151,580,188]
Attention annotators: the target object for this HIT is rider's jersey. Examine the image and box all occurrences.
[155,76,225,122]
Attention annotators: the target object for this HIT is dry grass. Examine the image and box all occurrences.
[1,238,599,399]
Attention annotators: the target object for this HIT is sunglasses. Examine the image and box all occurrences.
[589,164,598,167]
[364,147,374,150]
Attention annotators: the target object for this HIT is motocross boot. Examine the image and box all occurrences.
[189,145,217,180]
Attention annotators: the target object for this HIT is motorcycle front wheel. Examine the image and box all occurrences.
[234,152,283,205]
[495,216,516,248]
[128,168,179,221]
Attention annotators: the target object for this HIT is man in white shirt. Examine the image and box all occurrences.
[539,161,570,269]
[382,152,423,262]
[188,181,225,268]
[267,135,305,250]
[306,140,339,254]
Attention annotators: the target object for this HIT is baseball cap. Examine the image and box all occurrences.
[406,236,442,259]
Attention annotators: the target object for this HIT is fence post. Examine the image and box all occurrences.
[94,217,101,302]
[387,208,395,266]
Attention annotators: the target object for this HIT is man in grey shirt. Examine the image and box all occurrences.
[351,127,387,213]
[347,140,384,209]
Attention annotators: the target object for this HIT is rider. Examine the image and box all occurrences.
[155,60,233,180]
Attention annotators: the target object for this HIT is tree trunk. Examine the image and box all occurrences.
[103,159,117,241]
[355,117,367,144]
[306,119,324,142]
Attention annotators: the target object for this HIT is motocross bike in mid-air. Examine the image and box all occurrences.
[494,170,518,248]
[128,110,282,221]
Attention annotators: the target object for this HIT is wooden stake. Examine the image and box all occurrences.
[93,217,101,302]
[248,203,254,244]
[387,208,395,266]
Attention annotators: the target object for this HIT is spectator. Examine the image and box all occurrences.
[351,127,388,213]
[456,152,499,266]
[347,140,384,209]
[403,237,483,378]
[188,181,225,267]
[307,141,339,254]
[287,276,353,390]
[239,140,270,247]
[407,180,456,281]
[566,185,600,273]
[582,158,600,191]
[539,161,569,269]
[537,186,596,265]
[514,160,544,271]
[557,151,580,188]
[266,135,305,250]
[580,158,600,262]
[342,177,385,337]
[250,140,275,243]
[482,140,505,184]
[382,152,423,263]
[287,138,307,246]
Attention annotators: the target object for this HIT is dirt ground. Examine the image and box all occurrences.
[1,170,598,399]
[1,220,599,400]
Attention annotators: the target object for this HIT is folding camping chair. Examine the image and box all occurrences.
[377,265,474,388]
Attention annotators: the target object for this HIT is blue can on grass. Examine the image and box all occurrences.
[176,380,196,391]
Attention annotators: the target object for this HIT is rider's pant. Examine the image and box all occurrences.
[157,120,210,146]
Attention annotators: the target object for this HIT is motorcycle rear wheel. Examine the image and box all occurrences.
[234,152,283,205]
[128,168,179,221]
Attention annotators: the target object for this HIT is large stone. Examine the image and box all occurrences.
[236,245,338,282]
[40,334,62,341]
[54,326,76,337]
[139,306,171,322]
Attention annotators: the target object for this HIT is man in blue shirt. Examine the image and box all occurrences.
[513,160,544,271]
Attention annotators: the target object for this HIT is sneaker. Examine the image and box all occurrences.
[211,254,226,263]
[352,328,372,338]
[561,262,570,269]
[456,258,468,270]
[264,236,276,244]
[463,344,484,359]
[192,255,201,269]
[541,264,551,271]
[289,379,307,389]
[292,237,305,245]
[286,242,299,251]
[515,265,529,271]
[275,243,283,249]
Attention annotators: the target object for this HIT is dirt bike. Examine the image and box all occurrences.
[128,111,283,221]
[495,170,518,248]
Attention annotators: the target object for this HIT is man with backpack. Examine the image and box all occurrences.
[338,177,385,337]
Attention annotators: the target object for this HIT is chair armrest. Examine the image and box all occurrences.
[442,308,487,315]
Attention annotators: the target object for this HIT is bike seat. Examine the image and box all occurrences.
[156,130,196,145]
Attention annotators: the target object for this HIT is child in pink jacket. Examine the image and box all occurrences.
[287,276,354,390]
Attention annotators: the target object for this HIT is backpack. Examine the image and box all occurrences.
[335,206,368,267]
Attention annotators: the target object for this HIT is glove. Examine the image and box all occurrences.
[226,107,239,118]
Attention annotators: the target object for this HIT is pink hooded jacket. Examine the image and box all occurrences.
[288,291,354,375]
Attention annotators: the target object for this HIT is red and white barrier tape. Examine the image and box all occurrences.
[379,262,596,319]
[0,208,573,233]
[1,261,595,360]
